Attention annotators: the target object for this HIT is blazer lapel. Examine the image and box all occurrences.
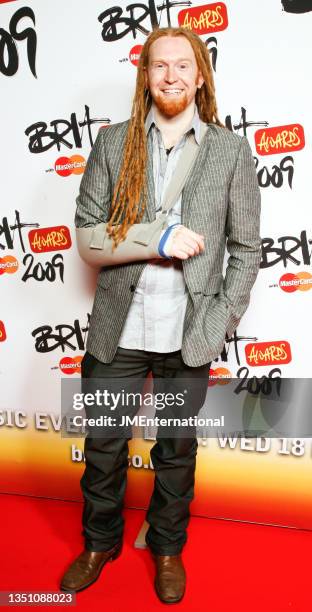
[181,125,212,225]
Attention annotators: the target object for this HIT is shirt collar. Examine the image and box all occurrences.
[145,103,201,145]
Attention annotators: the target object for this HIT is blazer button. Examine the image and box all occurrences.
[130,284,135,292]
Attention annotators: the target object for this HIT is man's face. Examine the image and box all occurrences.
[145,36,204,118]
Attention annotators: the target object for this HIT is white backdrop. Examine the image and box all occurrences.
[0,0,311,509]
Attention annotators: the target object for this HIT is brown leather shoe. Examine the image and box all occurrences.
[154,554,186,604]
[60,541,122,593]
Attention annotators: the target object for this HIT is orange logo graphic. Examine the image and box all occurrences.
[255,124,305,156]
[245,341,292,367]
[28,226,72,253]
[279,272,312,292]
[59,356,82,375]
[0,321,6,342]
[178,3,228,35]
[208,367,231,386]
[0,255,19,275]
[54,155,86,177]
[129,44,143,66]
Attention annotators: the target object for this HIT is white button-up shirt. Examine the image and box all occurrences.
[118,105,201,352]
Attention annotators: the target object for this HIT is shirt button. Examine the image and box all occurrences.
[130,284,135,292]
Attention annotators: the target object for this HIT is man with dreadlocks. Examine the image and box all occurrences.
[61,27,261,603]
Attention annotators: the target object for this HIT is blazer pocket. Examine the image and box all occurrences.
[193,273,223,296]
[203,273,224,295]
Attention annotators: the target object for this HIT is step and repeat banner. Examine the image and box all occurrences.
[0,0,311,529]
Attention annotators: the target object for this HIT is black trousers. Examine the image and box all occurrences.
[80,347,211,555]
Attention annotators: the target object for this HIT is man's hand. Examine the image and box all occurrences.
[164,225,205,259]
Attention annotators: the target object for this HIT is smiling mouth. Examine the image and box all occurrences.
[161,89,184,95]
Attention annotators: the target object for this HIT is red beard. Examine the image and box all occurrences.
[153,92,188,117]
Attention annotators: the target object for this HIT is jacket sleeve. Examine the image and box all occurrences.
[223,136,261,337]
[74,128,167,267]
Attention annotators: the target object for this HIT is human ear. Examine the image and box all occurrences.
[197,70,204,89]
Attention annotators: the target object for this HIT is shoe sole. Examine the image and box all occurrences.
[60,544,122,593]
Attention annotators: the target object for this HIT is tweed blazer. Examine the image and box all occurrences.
[75,119,261,367]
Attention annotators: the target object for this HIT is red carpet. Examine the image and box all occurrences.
[0,492,310,611]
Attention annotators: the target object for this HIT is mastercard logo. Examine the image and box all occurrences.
[0,255,19,275]
[279,272,312,292]
[0,321,6,342]
[54,155,86,177]
[129,45,143,66]
[59,356,83,375]
[208,367,231,387]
